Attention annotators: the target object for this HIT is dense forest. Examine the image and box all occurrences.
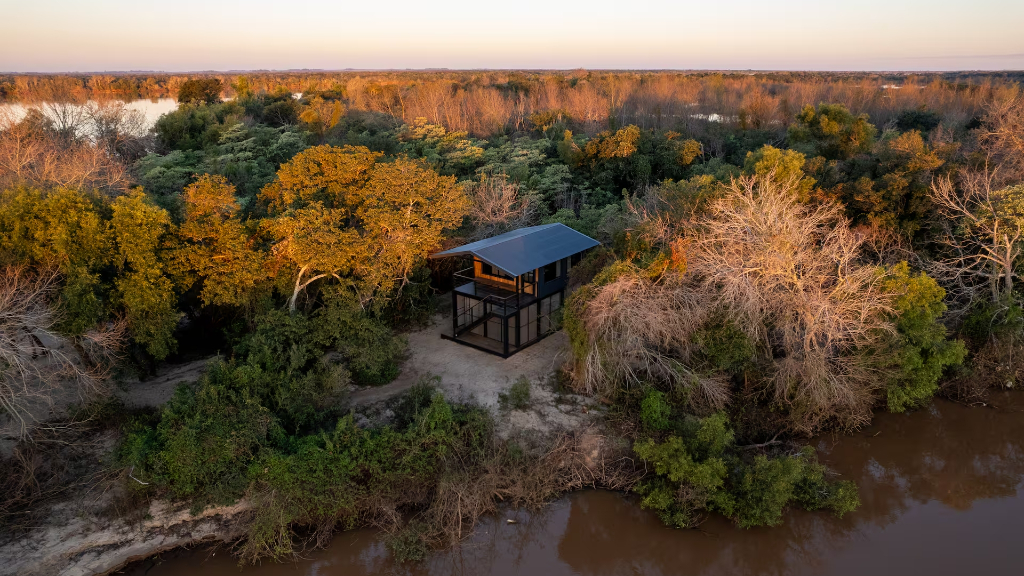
[1,70,1023,563]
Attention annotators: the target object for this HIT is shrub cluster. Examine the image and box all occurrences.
[634,412,859,529]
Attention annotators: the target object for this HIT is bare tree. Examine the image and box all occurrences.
[929,169,1024,315]
[0,111,132,194]
[0,267,124,438]
[464,174,542,241]
[978,90,1024,182]
[86,100,148,163]
[570,171,895,433]
[36,77,89,143]
[688,174,894,432]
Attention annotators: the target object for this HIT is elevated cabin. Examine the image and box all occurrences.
[430,223,600,357]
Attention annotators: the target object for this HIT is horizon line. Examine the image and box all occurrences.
[3,67,1024,76]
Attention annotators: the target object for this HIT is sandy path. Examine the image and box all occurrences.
[349,314,570,408]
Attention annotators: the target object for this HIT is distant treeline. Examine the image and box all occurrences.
[3,70,1024,138]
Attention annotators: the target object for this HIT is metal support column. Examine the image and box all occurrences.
[451,290,458,336]
[502,311,509,357]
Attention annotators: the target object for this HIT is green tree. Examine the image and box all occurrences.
[153,103,230,151]
[846,130,947,234]
[260,145,468,311]
[789,103,876,160]
[878,263,967,412]
[177,78,223,105]
[110,190,180,359]
[742,145,816,201]
[172,175,270,307]
[299,96,345,142]
[0,187,108,333]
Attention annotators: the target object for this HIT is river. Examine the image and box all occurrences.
[0,98,177,129]
[120,393,1024,576]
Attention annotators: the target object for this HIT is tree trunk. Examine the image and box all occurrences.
[288,264,309,313]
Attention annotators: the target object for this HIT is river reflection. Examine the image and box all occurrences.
[122,394,1024,576]
[0,98,177,129]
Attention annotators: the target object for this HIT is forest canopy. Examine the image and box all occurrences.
[2,69,1024,561]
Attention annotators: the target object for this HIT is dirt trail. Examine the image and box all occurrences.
[115,356,219,409]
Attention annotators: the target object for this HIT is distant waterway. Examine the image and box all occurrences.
[0,98,177,129]
[120,393,1024,576]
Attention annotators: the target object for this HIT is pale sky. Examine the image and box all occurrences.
[3,0,1023,72]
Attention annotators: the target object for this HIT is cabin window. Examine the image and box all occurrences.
[524,270,535,283]
[480,262,510,279]
[542,261,562,283]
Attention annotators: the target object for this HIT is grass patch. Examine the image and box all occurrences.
[498,376,532,411]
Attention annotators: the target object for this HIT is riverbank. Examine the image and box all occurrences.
[4,317,1017,576]
[118,393,1024,576]
[0,321,614,576]
[0,499,250,576]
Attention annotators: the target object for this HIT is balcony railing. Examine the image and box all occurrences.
[452,267,525,311]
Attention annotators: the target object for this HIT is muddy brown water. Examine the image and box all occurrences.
[121,394,1024,576]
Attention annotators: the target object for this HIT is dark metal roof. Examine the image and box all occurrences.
[431,223,600,277]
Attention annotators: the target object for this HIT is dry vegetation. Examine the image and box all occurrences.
[571,171,898,433]
[3,71,1019,140]
[463,174,542,241]
[366,431,637,560]
[2,69,1024,566]
[0,103,143,194]
[0,267,124,437]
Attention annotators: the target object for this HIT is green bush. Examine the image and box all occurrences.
[692,316,755,374]
[386,521,430,563]
[639,389,671,431]
[312,295,405,386]
[123,363,277,508]
[878,263,967,412]
[243,392,490,561]
[122,368,494,562]
[960,298,1024,347]
[498,376,532,411]
[633,413,859,529]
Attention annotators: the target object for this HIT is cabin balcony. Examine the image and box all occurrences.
[452,267,535,316]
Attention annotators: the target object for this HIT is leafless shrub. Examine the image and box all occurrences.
[928,168,1024,318]
[422,431,639,549]
[0,267,123,438]
[573,270,729,412]
[570,171,895,433]
[464,174,542,241]
[0,421,122,536]
[858,222,918,267]
[978,88,1024,182]
[36,77,89,142]
[86,100,149,163]
[690,174,894,432]
[0,111,133,193]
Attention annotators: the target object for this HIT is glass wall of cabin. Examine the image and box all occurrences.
[449,250,588,357]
